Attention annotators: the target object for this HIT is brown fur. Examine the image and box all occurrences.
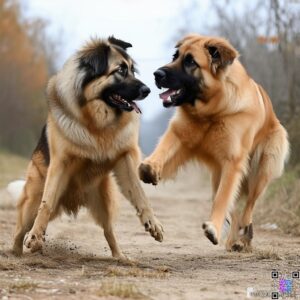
[12,38,163,258]
[139,34,289,251]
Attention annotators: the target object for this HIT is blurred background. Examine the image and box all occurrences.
[1,0,299,158]
[0,0,299,242]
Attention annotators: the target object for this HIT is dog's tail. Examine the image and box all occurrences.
[7,180,26,202]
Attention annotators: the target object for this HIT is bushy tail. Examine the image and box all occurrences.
[7,180,26,202]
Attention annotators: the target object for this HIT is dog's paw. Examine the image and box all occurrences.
[24,231,45,253]
[112,252,130,261]
[231,241,244,252]
[230,240,252,252]
[202,221,218,245]
[138,163,160,185]
[140,209,164,242]
[239,223,253,252]
[227,223,254,252]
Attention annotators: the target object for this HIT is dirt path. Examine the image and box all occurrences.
[0,165,300,300]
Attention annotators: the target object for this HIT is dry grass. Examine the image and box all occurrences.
[9,281,38,292]
[96,281,148,299]
[255,165,300,236]
[105,266,169,279]
[255,247,283,261]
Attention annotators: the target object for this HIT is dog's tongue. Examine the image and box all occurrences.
[159,89,175,101]
[131,102,141,114]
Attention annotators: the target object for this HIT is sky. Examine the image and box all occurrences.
[23,0,213,120]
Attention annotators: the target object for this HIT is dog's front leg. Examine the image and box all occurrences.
[24,160,68,252]
[114,152,163,242]
[139,128,187,185]
[202,160,246,245]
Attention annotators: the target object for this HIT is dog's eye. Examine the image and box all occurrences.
[184,54,197,67]
[118,65,128,77]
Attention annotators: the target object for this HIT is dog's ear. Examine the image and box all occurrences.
[108,36,132,50]
[204,38,238,75]
[78,41,110,88]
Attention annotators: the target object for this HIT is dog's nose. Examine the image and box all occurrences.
[139,86,151,98]
[154,69,166,81]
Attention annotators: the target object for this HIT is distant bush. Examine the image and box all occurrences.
[0,0,58,156]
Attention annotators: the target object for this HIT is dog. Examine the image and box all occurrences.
[139,34,289,251]
[11,36,163,258]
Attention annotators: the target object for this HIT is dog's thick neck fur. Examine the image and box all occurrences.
[46,54,138,158]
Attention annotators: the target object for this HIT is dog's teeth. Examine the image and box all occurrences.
[167,96,171,101]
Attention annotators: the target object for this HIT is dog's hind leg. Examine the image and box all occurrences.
[13,163,45,255]
[231,128,289,251]
[237,172,270,251]
[87,174,125,259]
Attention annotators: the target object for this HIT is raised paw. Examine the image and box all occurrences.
[138,163,160,185]
[24,231,45,253]
[202,221,218,245]
[140,210,164,242]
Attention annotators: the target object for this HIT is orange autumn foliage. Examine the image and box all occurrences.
[0,0,56,155]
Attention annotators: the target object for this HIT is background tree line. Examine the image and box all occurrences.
[0,0,57,156]
[1,0,299,167]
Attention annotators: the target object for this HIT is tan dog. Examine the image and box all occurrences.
[139,34,289,251]
[12,36,163,258]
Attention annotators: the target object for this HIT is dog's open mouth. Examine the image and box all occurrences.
[109,94,141,113]
[159,88,182,107]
